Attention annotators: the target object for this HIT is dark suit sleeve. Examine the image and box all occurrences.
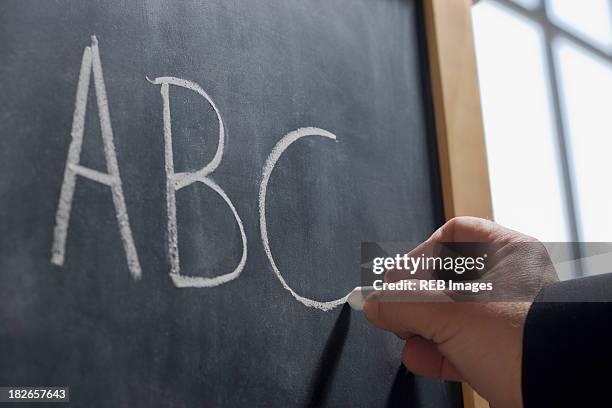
[522,273,612,407]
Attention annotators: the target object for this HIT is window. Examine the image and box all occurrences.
[472,0,612,276]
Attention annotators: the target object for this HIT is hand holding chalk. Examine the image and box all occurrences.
[360,216,536,408]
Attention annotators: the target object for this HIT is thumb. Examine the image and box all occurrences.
[363,290,458,343]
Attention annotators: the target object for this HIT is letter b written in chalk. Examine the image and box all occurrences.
[148,76,247,288]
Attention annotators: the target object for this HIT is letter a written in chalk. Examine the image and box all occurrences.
[51,36,142,279]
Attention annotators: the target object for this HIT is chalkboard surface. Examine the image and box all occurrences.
[0,0,462,406]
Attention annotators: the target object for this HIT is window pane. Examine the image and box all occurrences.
[554,38,612,241]
[472,1,570,241]
[546,0,612,51]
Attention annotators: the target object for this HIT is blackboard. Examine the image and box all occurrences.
[0,0,463,406]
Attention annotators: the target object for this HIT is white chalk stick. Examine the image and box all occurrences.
[346,286,375,311]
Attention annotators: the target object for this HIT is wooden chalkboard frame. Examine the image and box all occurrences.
[423,0,493,407]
